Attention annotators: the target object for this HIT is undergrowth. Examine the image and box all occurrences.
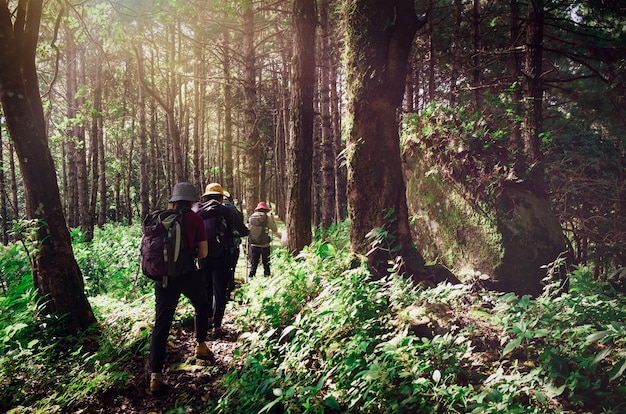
[0,221,624,413]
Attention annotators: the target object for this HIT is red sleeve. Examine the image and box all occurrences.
[184,211,207,248]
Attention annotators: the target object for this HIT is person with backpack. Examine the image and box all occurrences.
[223,191,244,299]
[147,182,213,395]
[196,183,248,338]
[248,201,279,279]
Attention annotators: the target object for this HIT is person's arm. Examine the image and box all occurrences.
[197,240,208,259]
[231,209,249,237]
[267,214,278,234]
[190,212,208,258]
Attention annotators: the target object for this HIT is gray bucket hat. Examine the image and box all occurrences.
[169,182,198,202]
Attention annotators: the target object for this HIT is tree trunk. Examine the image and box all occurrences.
[65,23,78,228]
[222,26,234,192]
[344,0,426,279]
[76,48,91,241]
[0,127,7,245]
[0,0,96,333]
[449,0,462,106]
[330,25,347,223]
[242,1,261,216]
[139,80,149,220]
[509,0,524,159]
[319,0,335,230]
[523,0,544,165]
[471,0,482,111]
[286,0,316,253]
[90,52,101,229]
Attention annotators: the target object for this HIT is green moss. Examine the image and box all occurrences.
[405,148,503,279]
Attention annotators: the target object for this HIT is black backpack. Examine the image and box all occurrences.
[140,208,194,283]
[200,200,229,258]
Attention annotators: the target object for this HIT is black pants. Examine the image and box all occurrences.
[149,271,209,373]
[199,254,230,329]
[226,246,240,297]
[248,245,271,278]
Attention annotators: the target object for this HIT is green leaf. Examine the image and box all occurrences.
[323,396,341,410]
[586,330,610,344]
[502,336,523,356]
[609,358,626,381]
[545,383,566,398]
[592,345,613,365]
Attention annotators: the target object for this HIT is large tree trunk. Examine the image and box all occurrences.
[0,0,96,333]
[344,0,426,279]
[286,0,316,253]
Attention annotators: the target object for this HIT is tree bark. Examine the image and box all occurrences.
[76,48,91,240]
[319,0,335,230]
[523,0,544,165]
[0,0,96,333]
[222,26,234,192]
[0,126,7,245]
[344,0,426,279]
[242,1,261,216]
[286,0,316,253]
[90,51,102,229]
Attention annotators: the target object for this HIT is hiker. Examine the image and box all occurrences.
[196,183,248,338]
[149,182,213,394]
[223,191,244,299]
[248,201,279,278]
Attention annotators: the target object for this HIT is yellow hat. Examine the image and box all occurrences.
[202,182,224,197]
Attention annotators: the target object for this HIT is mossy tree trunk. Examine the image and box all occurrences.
[344,0,426,279]
[0,0,96,333]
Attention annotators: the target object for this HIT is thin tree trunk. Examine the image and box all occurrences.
[319,0,334,229]
[90,51,101,228]
[524,0,544,165]
[242,1,261,216]
[509,0,525,172]
[76,47,91,240]
[97,78,107,227]
[0,127,7,245]
[450,0,462,106]
[10,141,18,219]
[330,23,347,222]
[222,26,234,192]
[472,0,482,111]
[139,78,149,220]
[65,23,78,227]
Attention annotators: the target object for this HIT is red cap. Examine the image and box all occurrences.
[255,201,270,212]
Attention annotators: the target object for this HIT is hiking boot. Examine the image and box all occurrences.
[212,327,227,339]
[149,373,164,394]
[195,342,214,360]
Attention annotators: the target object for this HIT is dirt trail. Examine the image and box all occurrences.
[92,312,239,414]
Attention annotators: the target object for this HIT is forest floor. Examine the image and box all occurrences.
[90,309,240,414]
[84,295,506,414]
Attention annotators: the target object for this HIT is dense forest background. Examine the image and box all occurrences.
[0,1,624,303]
[1,0,625,412]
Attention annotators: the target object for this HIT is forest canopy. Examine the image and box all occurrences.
[0,0,623,307]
